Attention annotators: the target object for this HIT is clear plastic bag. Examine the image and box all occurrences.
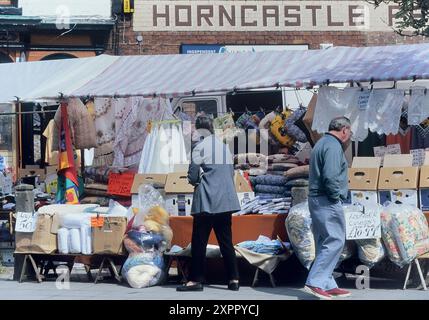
[132,184,165,228]
[381,202,429,267]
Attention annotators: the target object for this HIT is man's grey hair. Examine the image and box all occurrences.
[328,116,351,131]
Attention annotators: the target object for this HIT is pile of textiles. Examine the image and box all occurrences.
[234,153,268,176]
[236,235,290,255]
[85,166,112,184]
[267,154,301,176]
[81,183,110,206]
[249,174,290,199]
[237,195,291,215]
[285,201,354,270]
[380,202,429,267]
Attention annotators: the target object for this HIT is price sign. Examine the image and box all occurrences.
[344,207,381,240]
[15,212,37,233]
[107,172,135,196]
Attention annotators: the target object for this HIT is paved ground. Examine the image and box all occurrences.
[0,266,427,300]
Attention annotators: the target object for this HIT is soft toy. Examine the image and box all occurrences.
[143,206,173,248]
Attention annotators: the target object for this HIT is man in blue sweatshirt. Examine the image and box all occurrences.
[304,116,352,300]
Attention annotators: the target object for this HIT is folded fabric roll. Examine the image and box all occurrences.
[268,154,300,163]
[234,153,267,166]
[252,174,288,186]
[285,178,309,187]
[255,192,291,198]
[284,107,308,143]
[268,163,298,171]
[255,184,290,194]
[249,168,267,176]
[80,225,92,255]
[266,171,287,176]
[284,165,309,179]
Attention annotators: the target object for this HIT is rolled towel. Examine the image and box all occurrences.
[69,228,81,254]
[58,228,69,254]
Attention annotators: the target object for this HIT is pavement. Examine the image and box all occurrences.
[0,265,427,300]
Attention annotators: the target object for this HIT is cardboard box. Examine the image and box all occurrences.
[165,172,194,194]
[15,214,57,254]
[349,190,379,208]
[92,216,127,254]
[164,173,194,216]
[378,167,419,190]
[131,174,167,193]
[348,168,379,191]
[419,166,429,210]
[383,154,413,168]
[348,157,381,207]
[165,194,193,216]
[378,156,419,206]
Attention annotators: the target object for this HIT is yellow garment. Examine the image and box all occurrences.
[43,120,59,165]
[270,110,296,147]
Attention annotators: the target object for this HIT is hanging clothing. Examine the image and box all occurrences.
[43,120,59,165]
[367,89,405,136]
[411,126,429,149]
[354,131,386,157]
[138,122,188,174]
[93,98,115,167]
[56,102,79,204]
[312,87,358,134]
[52,98,97,151]
[112,97,171,167]
[407,87,429,126]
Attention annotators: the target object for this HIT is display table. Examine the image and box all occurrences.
[169,214,287,248]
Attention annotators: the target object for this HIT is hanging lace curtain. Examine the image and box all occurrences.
[408,86,429,126]
[138,121,189,174]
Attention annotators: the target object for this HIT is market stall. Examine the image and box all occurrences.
[2,42,429,288]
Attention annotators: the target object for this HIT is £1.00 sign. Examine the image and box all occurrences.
[15,212,37,233]
[344,206,381,240]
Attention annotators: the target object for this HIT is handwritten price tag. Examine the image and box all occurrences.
[344,207,381,240]
[107,172,135,196]
[15,212,37,233]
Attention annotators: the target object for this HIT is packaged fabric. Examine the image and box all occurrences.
[270,111,296,147]
[286,202,352,269]
[122,252,164,288]
[285,202,315,269]
[57,228,69,254]
[285,178,309,188]
[38,204,99,215]
[80,225,92,255]
[254,184,289,195]
[355,238,385,268]
[60,213,90,229]
[284,165,309,180]
[291,187,309,206]
[284,107,308,142]
[251,174,288,186]
[68,228,81,254]
[380,203,429,267]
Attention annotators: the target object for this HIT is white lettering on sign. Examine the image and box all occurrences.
[134,0,400,32]
[344,206,381,240]
[15,212,37,233]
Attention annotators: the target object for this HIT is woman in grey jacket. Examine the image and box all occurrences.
[177,116,241,292]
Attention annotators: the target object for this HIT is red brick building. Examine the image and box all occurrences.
[113,0,429,56]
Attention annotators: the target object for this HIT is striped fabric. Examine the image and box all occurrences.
[2,43,429,102]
